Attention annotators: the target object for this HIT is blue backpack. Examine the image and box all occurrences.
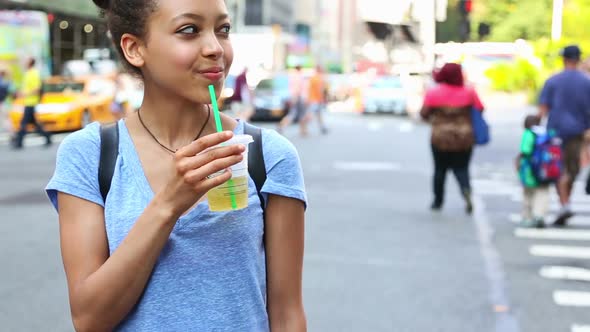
[530,129,562,184]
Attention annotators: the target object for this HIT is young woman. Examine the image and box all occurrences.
[420,63,484,214]
[46,0,307,331]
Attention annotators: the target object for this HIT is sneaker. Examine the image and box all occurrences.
[553,210,574,227]
[520,219,536,228]
[534,218,546,229]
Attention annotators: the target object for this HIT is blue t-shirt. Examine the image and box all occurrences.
[539,69,590,140]
[46,120,307,331]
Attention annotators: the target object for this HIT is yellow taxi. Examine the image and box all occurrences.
[9,76,116,133]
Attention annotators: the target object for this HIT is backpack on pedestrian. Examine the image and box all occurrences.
[529,127,562,185]
[517,117,556,228]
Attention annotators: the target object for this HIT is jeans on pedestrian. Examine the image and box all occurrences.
[431,145,473,205]
[14,105,51,147]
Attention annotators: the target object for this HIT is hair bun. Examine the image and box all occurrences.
[92,0,110,10]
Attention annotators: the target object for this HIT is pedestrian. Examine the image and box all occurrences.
[12,58,51,149]
[303,65,329,135]
[0,70,10,104]
[230,67,254,121]
[538,45,590,226]
[45,0,307,331]
[0,69,12,132]
[278,65,308,136]
[517,115,550,228]
[420,63,485,214]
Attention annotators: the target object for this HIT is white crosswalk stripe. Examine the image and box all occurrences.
[510,213,590,227]
[516,228,590,241]
[475,168,590,329]
[572,324,590,332]
[554,291,590,307]
[530,245,590,260]
[540,266,590,282]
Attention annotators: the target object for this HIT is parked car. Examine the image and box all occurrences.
[9,76,116,133]
[251,74,290,121]
[362,76,407,115]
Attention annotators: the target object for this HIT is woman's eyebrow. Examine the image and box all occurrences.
[172,13,229,23]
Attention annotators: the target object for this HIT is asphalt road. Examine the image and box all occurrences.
[0,103,588,332]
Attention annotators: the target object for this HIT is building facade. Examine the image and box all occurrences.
[0,0,108,74]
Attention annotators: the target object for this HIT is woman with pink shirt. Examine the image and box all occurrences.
[420,63,485,214]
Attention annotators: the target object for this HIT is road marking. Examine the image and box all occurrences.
[530,245,590,259]
[516,228,590,241]
[472,195,521,332]
[540,266,590,282]
[572,324,590,332]
[332,161,401,172]
[510,213,590,227]
[398,121,414,133]
[367,122,383,131]
[0,132,11,144]
[554,291,590,307]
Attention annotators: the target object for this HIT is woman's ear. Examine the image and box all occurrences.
[120,33,145,69]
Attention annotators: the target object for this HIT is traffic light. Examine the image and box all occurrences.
[459,0,473,15]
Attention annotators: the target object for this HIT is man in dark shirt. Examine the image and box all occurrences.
[539,45,590,226]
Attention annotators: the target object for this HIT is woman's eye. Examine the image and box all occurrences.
[178,26,198,34]
[218,25,231,35]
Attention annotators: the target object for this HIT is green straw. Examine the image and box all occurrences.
[208,85,237,210]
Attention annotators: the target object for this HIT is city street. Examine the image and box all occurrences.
[1,102,590,332]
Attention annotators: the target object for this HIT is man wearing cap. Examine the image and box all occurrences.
[539,45,590,226]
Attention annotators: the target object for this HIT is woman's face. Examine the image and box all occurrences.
[141,0,233,103]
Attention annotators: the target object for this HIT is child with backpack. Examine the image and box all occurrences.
[518,115,562,228]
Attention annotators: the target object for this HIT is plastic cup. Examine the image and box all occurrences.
[204,134,253,212]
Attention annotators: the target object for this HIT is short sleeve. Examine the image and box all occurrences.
[45,122,104,211]
[520,130,535,155]
[260,129,307,208]
[539,78,553,107]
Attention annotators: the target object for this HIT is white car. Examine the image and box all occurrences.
[363,76,407,115]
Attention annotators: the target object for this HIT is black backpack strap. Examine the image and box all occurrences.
[99,122,119,203]
[243,122,267,211]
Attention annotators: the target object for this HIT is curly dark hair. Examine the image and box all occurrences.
[92,0,158,76]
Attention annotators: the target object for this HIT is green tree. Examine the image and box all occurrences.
[471,0,552,41]
[562,0,590,41]
[436,0,462,42]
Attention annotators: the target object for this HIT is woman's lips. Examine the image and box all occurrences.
[199,72,224,81]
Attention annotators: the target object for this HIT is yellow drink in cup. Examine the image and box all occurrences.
[207,175,249,211]
[204,134,253,212]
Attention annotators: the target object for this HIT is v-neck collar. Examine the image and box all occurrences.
[118,119,244,221]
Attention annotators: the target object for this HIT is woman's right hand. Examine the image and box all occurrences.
[157,131,245,217]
